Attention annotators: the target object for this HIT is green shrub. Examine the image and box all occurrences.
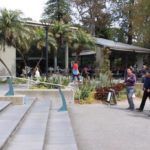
[96,73,112,88]
[31,75,70,89]
[13,78,27,84]
[31,85,47,89]
[74,82,95,103]
[74,89,81,100]
[136,89,143,98]
[80,86,91,100]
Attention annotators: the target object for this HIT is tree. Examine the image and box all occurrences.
[0,8,26,76]
[42,0,71,23]
[100,47,112,82]
[110,0,135,44]
[71,29,95,61]
[31,27,57,70]
[15,29,32,76]
[50,21,71,71]
[109,28,126,43]
[0,8,39,77]
[71,0,111,37]
[133,0,150,48]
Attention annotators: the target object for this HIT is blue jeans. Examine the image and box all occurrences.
[126,86,135,109]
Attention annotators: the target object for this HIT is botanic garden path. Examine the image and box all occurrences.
[69,99,150,150]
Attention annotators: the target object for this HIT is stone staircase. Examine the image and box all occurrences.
[0,97,78,150]
[0,99,34,149]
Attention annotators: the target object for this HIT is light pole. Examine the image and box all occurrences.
[45,25,49,77]
[41,20,50,78]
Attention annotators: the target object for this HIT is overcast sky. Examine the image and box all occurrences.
[0,0,47,21]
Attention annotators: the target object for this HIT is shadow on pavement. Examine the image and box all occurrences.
[107,105,150,120]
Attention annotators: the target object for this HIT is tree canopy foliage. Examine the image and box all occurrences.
[42,0,71,23]
[109,0,150,47]
[71,0,111,38]
[133,0,150,47]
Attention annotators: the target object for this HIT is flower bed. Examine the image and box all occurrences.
[95,83,125,101]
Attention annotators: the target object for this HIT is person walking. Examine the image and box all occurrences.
[72,61,80,81]
[34,67,41,81]
[140,65,149,83]
[124,68,136,110]
[82,65,89,80]
[136,70,150,112]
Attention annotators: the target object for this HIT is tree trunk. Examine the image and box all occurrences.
[54,50,57,72]
[127,0,135,44]
[35,50,43,69]
[65,42,69,74]
[127,18,133,45]
[0,58,12,76]
[17,50,28,77]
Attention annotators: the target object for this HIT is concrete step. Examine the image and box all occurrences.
[45,110,78,150]
[0,101,12,112]
[0,99,35,149]
[4,100,51,150]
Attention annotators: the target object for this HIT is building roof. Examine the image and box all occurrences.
[95,38,150,53]
[72,38,150,56]
[72,50,96,56]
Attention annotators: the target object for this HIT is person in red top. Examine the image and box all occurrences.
[72,61,80,81]
[73,63,78,70]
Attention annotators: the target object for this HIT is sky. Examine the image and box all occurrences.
[0,0,47,21]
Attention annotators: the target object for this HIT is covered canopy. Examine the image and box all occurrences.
[72,38,150,56]
[95,38,150,53]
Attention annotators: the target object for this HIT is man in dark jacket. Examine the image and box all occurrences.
[136,70,150,112]
[124,68,136,110]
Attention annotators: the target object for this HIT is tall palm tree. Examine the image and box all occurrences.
[71,29,95,61]
[31,27,57,70]
[15,28,33,77]
[50,21,71,72]
[0,8,30,76]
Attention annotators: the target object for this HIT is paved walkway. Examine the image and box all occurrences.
[69,100,150,150]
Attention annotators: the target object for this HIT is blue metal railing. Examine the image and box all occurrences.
[58,88,67,111]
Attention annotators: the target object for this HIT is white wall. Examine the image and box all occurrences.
[0,46,16,76]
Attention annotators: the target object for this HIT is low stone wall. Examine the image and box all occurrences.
[14,89,74,105]
[0,95,25,105]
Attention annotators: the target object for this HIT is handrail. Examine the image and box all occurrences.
[5,77,14,96]
[0,76,66,88]
[58,88,67,111]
